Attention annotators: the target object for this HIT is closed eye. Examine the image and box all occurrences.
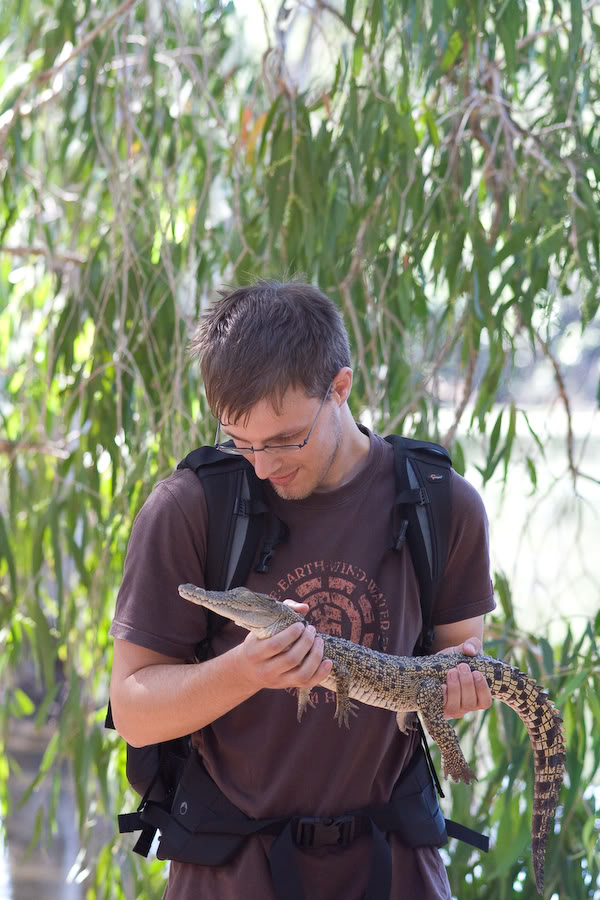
[227,429,304,447]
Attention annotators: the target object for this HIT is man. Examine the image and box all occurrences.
[109,279,495,899]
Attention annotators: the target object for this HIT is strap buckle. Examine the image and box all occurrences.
[293,815,356,848]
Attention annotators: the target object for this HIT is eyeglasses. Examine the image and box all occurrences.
[214,386,332,456]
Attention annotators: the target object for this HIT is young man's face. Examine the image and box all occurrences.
[220,384,342,500]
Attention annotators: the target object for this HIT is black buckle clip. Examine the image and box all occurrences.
[392,518,409,551]
[293,815,356,848]
[255,548,274,573]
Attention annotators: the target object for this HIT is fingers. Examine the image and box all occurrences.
[285,632,332,687]
[443,663,492,719]
[243,622,332,690]
[256,621,307,659]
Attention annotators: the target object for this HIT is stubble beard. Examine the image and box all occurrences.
[271,416,342,501]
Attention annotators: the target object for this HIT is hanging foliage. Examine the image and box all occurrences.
[1,0,599,896]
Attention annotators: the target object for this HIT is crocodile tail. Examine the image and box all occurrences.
[488,660,566,895]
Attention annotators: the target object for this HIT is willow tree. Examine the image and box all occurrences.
[1,0,599,897]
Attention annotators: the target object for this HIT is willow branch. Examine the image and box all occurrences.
[0,0,141,154]
[338,196,383,411]
[441,349,478,447]
[0,439,70,459]
[516,0,600,50]
[535,334,577,487]
[313,0,359,36]
[0,246,85,265]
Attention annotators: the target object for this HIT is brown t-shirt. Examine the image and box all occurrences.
[110,430,495,899]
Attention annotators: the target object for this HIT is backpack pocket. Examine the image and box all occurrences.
[154,751,254,865]
[366,747,448,849]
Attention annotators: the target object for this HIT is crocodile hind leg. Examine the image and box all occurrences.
[416,677,476,784]
[396,710,418,734]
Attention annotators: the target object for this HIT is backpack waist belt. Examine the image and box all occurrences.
[120,746,488,900]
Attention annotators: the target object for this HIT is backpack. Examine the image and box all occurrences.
[107,436,488,885]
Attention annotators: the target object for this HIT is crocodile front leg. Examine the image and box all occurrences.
[328,661,359,728]
[416,677,476,784]
[296,688,316,722]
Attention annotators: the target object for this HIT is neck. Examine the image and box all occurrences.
[314,410,370,492]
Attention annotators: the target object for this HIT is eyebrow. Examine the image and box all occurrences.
[222,423,305,444]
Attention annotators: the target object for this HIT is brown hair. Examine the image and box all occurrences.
[189,279,351,422]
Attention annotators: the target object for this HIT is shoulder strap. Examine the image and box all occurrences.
[384,436,452,655]
[178,447,290,588]
[177,447,270,590]
[177,447,288,657]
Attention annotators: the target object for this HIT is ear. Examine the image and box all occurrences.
[330,367,353,406]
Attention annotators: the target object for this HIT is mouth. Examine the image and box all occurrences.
[269,468,299,487]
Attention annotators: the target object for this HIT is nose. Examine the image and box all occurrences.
[251,451,281,480]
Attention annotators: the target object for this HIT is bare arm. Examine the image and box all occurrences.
[110,601,332,747]
[432,615,493,719]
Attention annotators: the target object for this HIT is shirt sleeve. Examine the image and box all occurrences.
[433,470,496,626]
[109,468,209,659]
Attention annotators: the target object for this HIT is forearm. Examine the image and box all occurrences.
[111,645,257,747]
[431,615,484,654]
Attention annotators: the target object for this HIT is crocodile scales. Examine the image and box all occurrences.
[178,583,566,895]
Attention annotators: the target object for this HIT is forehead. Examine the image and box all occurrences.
[221,386,318,438]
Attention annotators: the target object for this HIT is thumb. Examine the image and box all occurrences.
[283,599,309,614]
[460,637,482,656]
[439,637,481,657]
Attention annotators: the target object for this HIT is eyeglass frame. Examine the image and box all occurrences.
[214,385,333,456]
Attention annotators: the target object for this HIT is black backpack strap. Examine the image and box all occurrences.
[178,448,264,589]
[139,746,487,892]
[178,447,288,589]
[177,447,288,660]
[384,436,452,655]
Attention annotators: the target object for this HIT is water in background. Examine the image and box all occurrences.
[1,721,82,900]
[464,407,599,640]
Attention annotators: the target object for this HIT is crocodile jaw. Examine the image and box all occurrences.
[178,583,304,636]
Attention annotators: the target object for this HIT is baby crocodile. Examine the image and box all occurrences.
[178,583,565,895]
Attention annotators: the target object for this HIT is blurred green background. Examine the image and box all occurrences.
[1,0,599,897]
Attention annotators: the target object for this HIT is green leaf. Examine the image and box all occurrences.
[582,279,600,327]
[570,0,583,62]
[538,637,554,677]
[27,598,56,690]
[525,455,537,491]
[520,410,546,458]
[40,731,60,775]
[423,107,440,148]
[25,807,44,857]
[257,95,282,163]
[344,0,356,28]
[441,31,463,71]
[452,439,465,477]
[352,31,364,78]
[489,408,503,461]
[49,502,64,629]
[556,671,588,706]
[503,403,516,480]
[0,510,17,599]
[493,570,515,622]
